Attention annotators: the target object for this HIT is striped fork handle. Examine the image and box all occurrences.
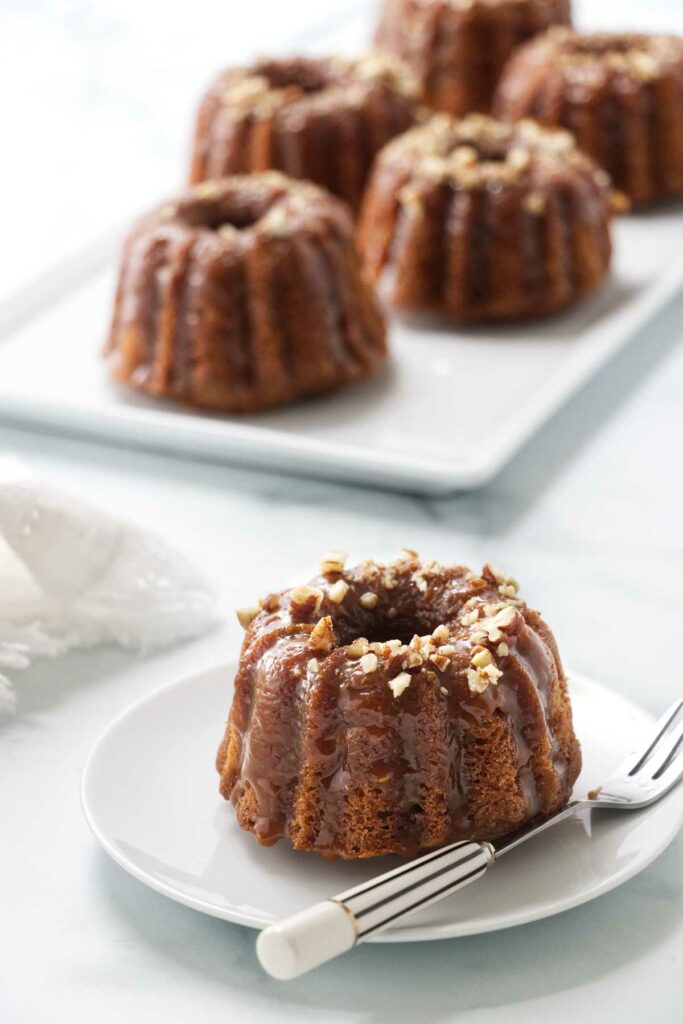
[256,841,493,980]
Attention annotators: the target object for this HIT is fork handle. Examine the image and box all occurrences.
[256,841,493,980]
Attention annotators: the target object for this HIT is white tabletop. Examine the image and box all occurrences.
[1,1,682,1022]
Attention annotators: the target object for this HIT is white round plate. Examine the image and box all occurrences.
[81,666,682,942]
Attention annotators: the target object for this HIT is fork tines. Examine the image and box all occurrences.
[627,697,683,778]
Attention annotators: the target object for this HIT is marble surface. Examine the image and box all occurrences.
[1,1,682,1021]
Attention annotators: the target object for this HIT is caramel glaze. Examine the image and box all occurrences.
[495,31,683,208]
[373,0,572,117]
[189,57,419,213]
[217,558,581,859]
[357,114,614,321]
[105,174,387,412]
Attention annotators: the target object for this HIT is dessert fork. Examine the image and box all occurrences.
[257,697,683,980]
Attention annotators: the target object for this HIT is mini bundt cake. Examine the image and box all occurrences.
[373,0,572,116]
[217,551,581,859]
[189,55,420,212]
[495,29,683,207]
[357,113,615,320]
[105,174,387,412]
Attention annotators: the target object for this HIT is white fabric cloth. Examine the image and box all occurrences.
[0,460,220,713]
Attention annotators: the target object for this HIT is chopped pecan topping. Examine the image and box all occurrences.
[290,585,324,615]
[328,579,349,604]
[236,606,260,629]
[320,549,347,575]
[309,616,336,653]
[388,672,412,698]
[360,652,379,674]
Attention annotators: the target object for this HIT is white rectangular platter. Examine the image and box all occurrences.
[0,206,681,494]
[2,0,683,495]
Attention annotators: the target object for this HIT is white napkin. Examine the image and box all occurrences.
[0,460,220,714]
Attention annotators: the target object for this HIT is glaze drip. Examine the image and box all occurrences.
[218,554,582,858]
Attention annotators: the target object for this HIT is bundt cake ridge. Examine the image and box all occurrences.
[219,551,581,858]
[495,29,683,206]
[358,113,616,320]
[374,0,572,116]
[106,174,387,411]
[190,54,420,211]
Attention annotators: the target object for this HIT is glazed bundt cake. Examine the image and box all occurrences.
[357,113,615,320]
[495,29,683,207]
[217,551,581,859]
[374,0,572,117]
[105,174,387,412]
[189,55,420,212]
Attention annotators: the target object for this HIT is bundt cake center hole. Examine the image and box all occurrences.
[367,625,416,645]
[255,61,331,94]
[216,210,263,230]
[201,199,282,231]
[339,611,446,648]
[566,37,642,57]
[452,142,507,164]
